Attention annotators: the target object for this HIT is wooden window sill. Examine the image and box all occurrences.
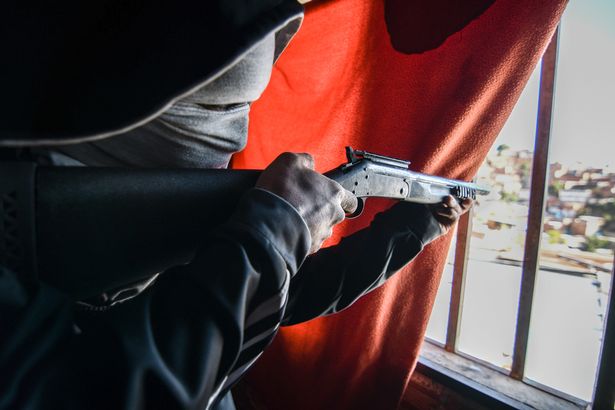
[403,341,589,409]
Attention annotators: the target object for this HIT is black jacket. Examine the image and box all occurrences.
[0,186,441,409]
[0,1,443,408]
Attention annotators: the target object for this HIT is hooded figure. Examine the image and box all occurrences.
[0,2,467,409]
[1,3,311,409]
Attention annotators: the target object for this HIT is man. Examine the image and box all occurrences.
[0,1,472,409]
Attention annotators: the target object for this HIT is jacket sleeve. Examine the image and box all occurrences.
[0,188,310,410]
[282,202,443,326]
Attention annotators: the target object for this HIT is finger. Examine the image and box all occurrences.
[434,202,462,221]
[433,212,454,229]
[333,205,346,225]
[440,195,453,208]
[434,209,455,220]
[435,206,454,215]
[340,189,358,214]
[434,217,451,229]
[297,153,315,169]
[445,195,463,213]
[434,200,453,213]
[460,198,473,211]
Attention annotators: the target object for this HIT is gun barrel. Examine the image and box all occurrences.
[369,160,487,193]
[329,158,489,205]
[343,146,489,196]
[410,171,490,196]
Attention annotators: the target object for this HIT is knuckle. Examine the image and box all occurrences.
[290,153,315,169]
[276,152,296,167]
[302,153,315,168]
[281,152,298,162]
[301,152,314,161]
[331,181,345,197]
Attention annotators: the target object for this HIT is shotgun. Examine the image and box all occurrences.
[1,147,488,299]
[327,147,489,217]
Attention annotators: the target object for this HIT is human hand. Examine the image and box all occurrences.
[256,153,358,254]
[429,196,473,235]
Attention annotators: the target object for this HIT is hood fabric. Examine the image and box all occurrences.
[0,0,302,146]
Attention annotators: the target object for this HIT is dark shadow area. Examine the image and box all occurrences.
[384,0,496,54]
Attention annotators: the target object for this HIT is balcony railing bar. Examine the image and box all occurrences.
[445,209,473,352]
[591,252,615,409]
[510,27,560,380]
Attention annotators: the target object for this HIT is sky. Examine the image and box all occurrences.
[491,0,615,169]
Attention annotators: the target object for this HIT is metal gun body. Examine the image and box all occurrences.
[327,148,490,209]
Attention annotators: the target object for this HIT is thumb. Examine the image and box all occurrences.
[297,153,315,170]
[340,189,358,214]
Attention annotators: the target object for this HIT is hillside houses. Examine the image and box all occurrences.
[474,147,615,257]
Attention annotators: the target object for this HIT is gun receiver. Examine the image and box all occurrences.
[326,147,490,217]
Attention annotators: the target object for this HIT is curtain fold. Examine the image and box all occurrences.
[233,0,567,408]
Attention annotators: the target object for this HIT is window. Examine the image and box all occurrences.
[424,1,615,407]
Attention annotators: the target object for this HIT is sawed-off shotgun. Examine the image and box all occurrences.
[3,147,489,299]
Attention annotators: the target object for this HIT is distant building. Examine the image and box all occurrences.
[570,216,605,237]
[559,189,592,204]
[479,150,615,243]
[518,188,530,202]
[544,219,564,232]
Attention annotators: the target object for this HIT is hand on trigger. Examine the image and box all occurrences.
[256,152,357,254]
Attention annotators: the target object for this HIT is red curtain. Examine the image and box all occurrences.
[233,0,567,408]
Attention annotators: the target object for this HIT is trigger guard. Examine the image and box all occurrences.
[345,197,365,219]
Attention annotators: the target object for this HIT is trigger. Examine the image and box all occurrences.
[346,197,365,219]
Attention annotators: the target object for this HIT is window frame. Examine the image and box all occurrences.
[422,26,615,409]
